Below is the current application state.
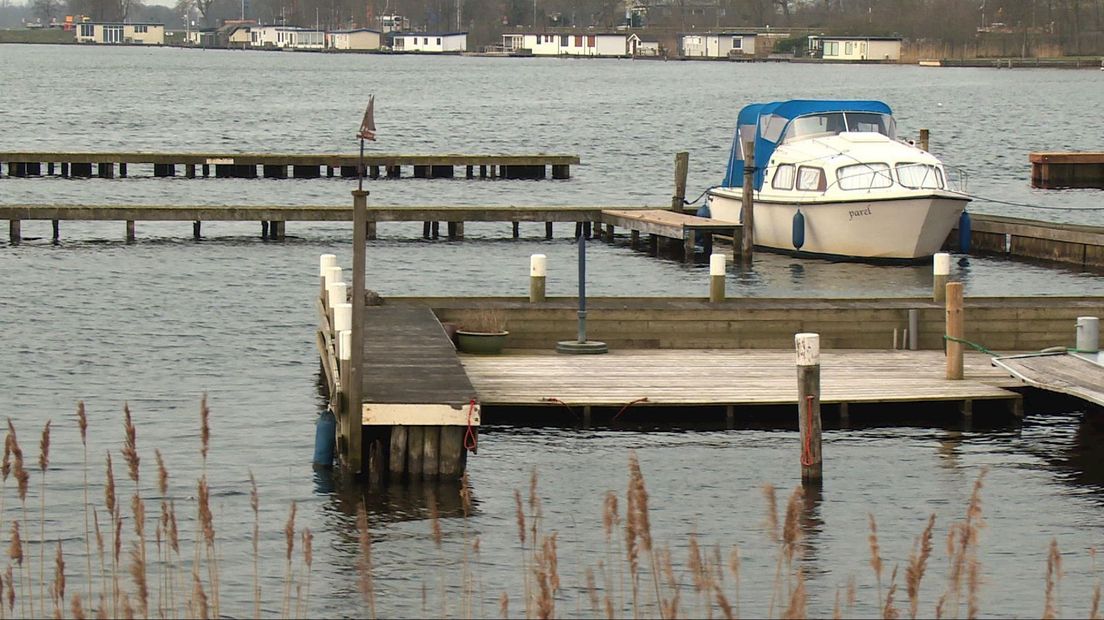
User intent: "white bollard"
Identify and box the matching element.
[326,266,343,288]
[530,254,547,303]
[328,281,348,310]
[794,333,822,483]
[319,254,337,299]
[338,330,351,361]
[334,303,352,333]
[933,252,950,302]
[709,253,726,303]
[1076,316,1100,353]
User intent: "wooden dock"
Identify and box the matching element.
[461,349,1024,420]
[0,152,579,180]
[994,351,1104,407]
[1030,152,1104,189]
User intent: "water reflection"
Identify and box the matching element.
[798,483,826,577]
[1058,410,1104,490]
[325,476,473,525]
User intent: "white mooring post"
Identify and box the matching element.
[795,333,823,484]
[328,281,347,330]
[530,254,547,303]
[319,254,337,301]
[1076,316,1100,353]
[709,253,726,303]
[334,303,352,335]
[933,252,950,303]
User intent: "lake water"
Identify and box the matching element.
[2,44,1104,618]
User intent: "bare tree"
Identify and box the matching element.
[33,0,61,22]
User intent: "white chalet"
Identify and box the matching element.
[391,32,467,53]
[501,32,628,57]
[327,28,381,50]
[250,26,325,50]
[679,32,757,58]
[75,22,165,45]
[810,36,902,61]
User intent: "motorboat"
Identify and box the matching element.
[705,99,970,261]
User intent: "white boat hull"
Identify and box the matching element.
[707,190,968,260]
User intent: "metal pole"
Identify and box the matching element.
[577,230,586,343]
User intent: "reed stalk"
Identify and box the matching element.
[9,520,25,618]
[76,402,92,605]
[906,514,936,619]
[52,540,65,618]
[38,420,51,610]
[249,471,260,619]
[869,514,884,605]
[104,452,118,618]
[9,423,32,619]
[282,500,297,618]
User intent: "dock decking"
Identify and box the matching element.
[461,349,1023,417]
[0,152,578,180]
[1030,151,1104,189]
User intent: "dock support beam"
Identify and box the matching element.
[389,426,407,479]
[193,221,201,240]
[796,333,823,484]
[52,220,59,241]
[125,220,135,243]
[9,220,21,243]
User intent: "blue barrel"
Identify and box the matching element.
[958,211,972,252]
[792,209,805,250]
[313,409,336,467]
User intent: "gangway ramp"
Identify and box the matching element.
[993,351,1104,407]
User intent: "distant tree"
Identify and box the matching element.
[33,0,62,22]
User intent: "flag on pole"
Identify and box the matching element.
[357,95,376,141]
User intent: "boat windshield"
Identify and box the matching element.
[782,112,896,143]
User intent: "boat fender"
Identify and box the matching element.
[313,408,336,467]
[958,211,972,253]
[696,203,711,218]
[695,204,712,247]
[792,209,805,250]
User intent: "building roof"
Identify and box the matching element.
[393,31,468,37]
[680,31,758,37]
[330,28,381,34]
[79,22,165,26]
[814,35,902,41]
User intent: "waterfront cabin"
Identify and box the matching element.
[679,31,757,58]
[328,28,381,50]
[74,22,165,45]
[223,24,253,47]
[391,32,467,53]
[627,33,662,57]
[809,36,902,61]
[250,26,324,50]
[500,32,628,57]
[185,28,217,46]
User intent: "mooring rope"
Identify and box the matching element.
[943,334,997,356]
[611,397,650,422]
[541,397,579,421]
[800,394,816,467]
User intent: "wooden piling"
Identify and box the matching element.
[512,222,520,238]
[422,426,441,477]
[545,222,553,239]
[9,220,21,243]
[631,229,640,249]
[438,427,465,478]
[47,162,55,176]
[119,163,127,177]
[946,281,965,380]
[349,189,368,475]
[406,426,425,476]
[52,220,59,241]
[271,221,285,240]
[919,128,930,152]
[683,230,695,262]
[125,220,135,242]
[552,164,570,180]
[741,140,755,264]
[671,151,689,211]
[61,163,69,177]
[261,221,269,239]
[186,164,196,178]
[795,333,823,484]
[709,253,726,303]
[193,221,201,240]
[530,254,547,303]
[389,426,408,479]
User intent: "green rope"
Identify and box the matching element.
[943,335,996,356]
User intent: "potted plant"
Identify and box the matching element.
[456,308,509,354]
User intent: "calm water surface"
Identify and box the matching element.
[1,45,1104,617]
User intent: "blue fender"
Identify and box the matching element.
[313,408,336,467]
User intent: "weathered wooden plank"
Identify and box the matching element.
[994,352,1104,406]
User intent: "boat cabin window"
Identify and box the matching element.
[837,163,893,190]
[734,124,757,161]
[771,164,795,190]
[796,166,826,191]
[782,112,896,143]
[896,163,944,189]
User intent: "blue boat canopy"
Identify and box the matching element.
[722,99,894,190]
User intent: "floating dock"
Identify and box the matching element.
[0,152,579,180]
[1030,151,1104,189]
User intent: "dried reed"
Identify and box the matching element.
[249,470,260,619]
[1044,537,1063,619]
[38,420,51,608]
[355,503,376,618]
[883,565,900,620]
[77,403,92,604]
[282,500,297,618]
[906,514,936,619]
[869,514,884,604]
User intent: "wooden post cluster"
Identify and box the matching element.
[933,252,950,302]
[741,140,756,264]
[945,281,964,380]
[795,333,823,484]
[671,151,690,211]
[530,254,547,303]
[709,253,726,303]
[319,254,336,308]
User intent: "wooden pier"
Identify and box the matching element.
[994,351,1104,407]
[1030,152,1104,189]
[0,152,579,181]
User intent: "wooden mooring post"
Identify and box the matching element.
[945,281,965,380]
[919,128,930,152]
[671,151,689,211]
[348,189,368,475]
[795,333,822,484]
[709,253,726,303]
[933,252,950,302]
[741,140,755,264]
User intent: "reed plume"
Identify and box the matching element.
[76,402,93,603]
[249,470,260,619]
[104,452,117,616]
[498,592,508,619]
[191,570,208,620]
[906,514,935,619]
[120,592,133,620]
[199,395,210,464]
[869,513,884,603]
[3,566,11,617]
[9,423,30,618]
[129,503,149,617]
[9,521,24,618]
[282,500,297,618]
[1043,537,1062,619]
[121,404,139,486]
[301,528,313,619]
[53,540,65,614]
[70,592,84,620]
[783,567,807,619]
[38,420,52,607]
[883,565,900,620]
[627,451,662,617]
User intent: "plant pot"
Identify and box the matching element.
[456,330,509,354]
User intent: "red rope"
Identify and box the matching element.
[612,397,650,421]
[541,397,579,421]
[800,394,816,467]
[464,398,478,454]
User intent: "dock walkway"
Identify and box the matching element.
[993,351,1104,407]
